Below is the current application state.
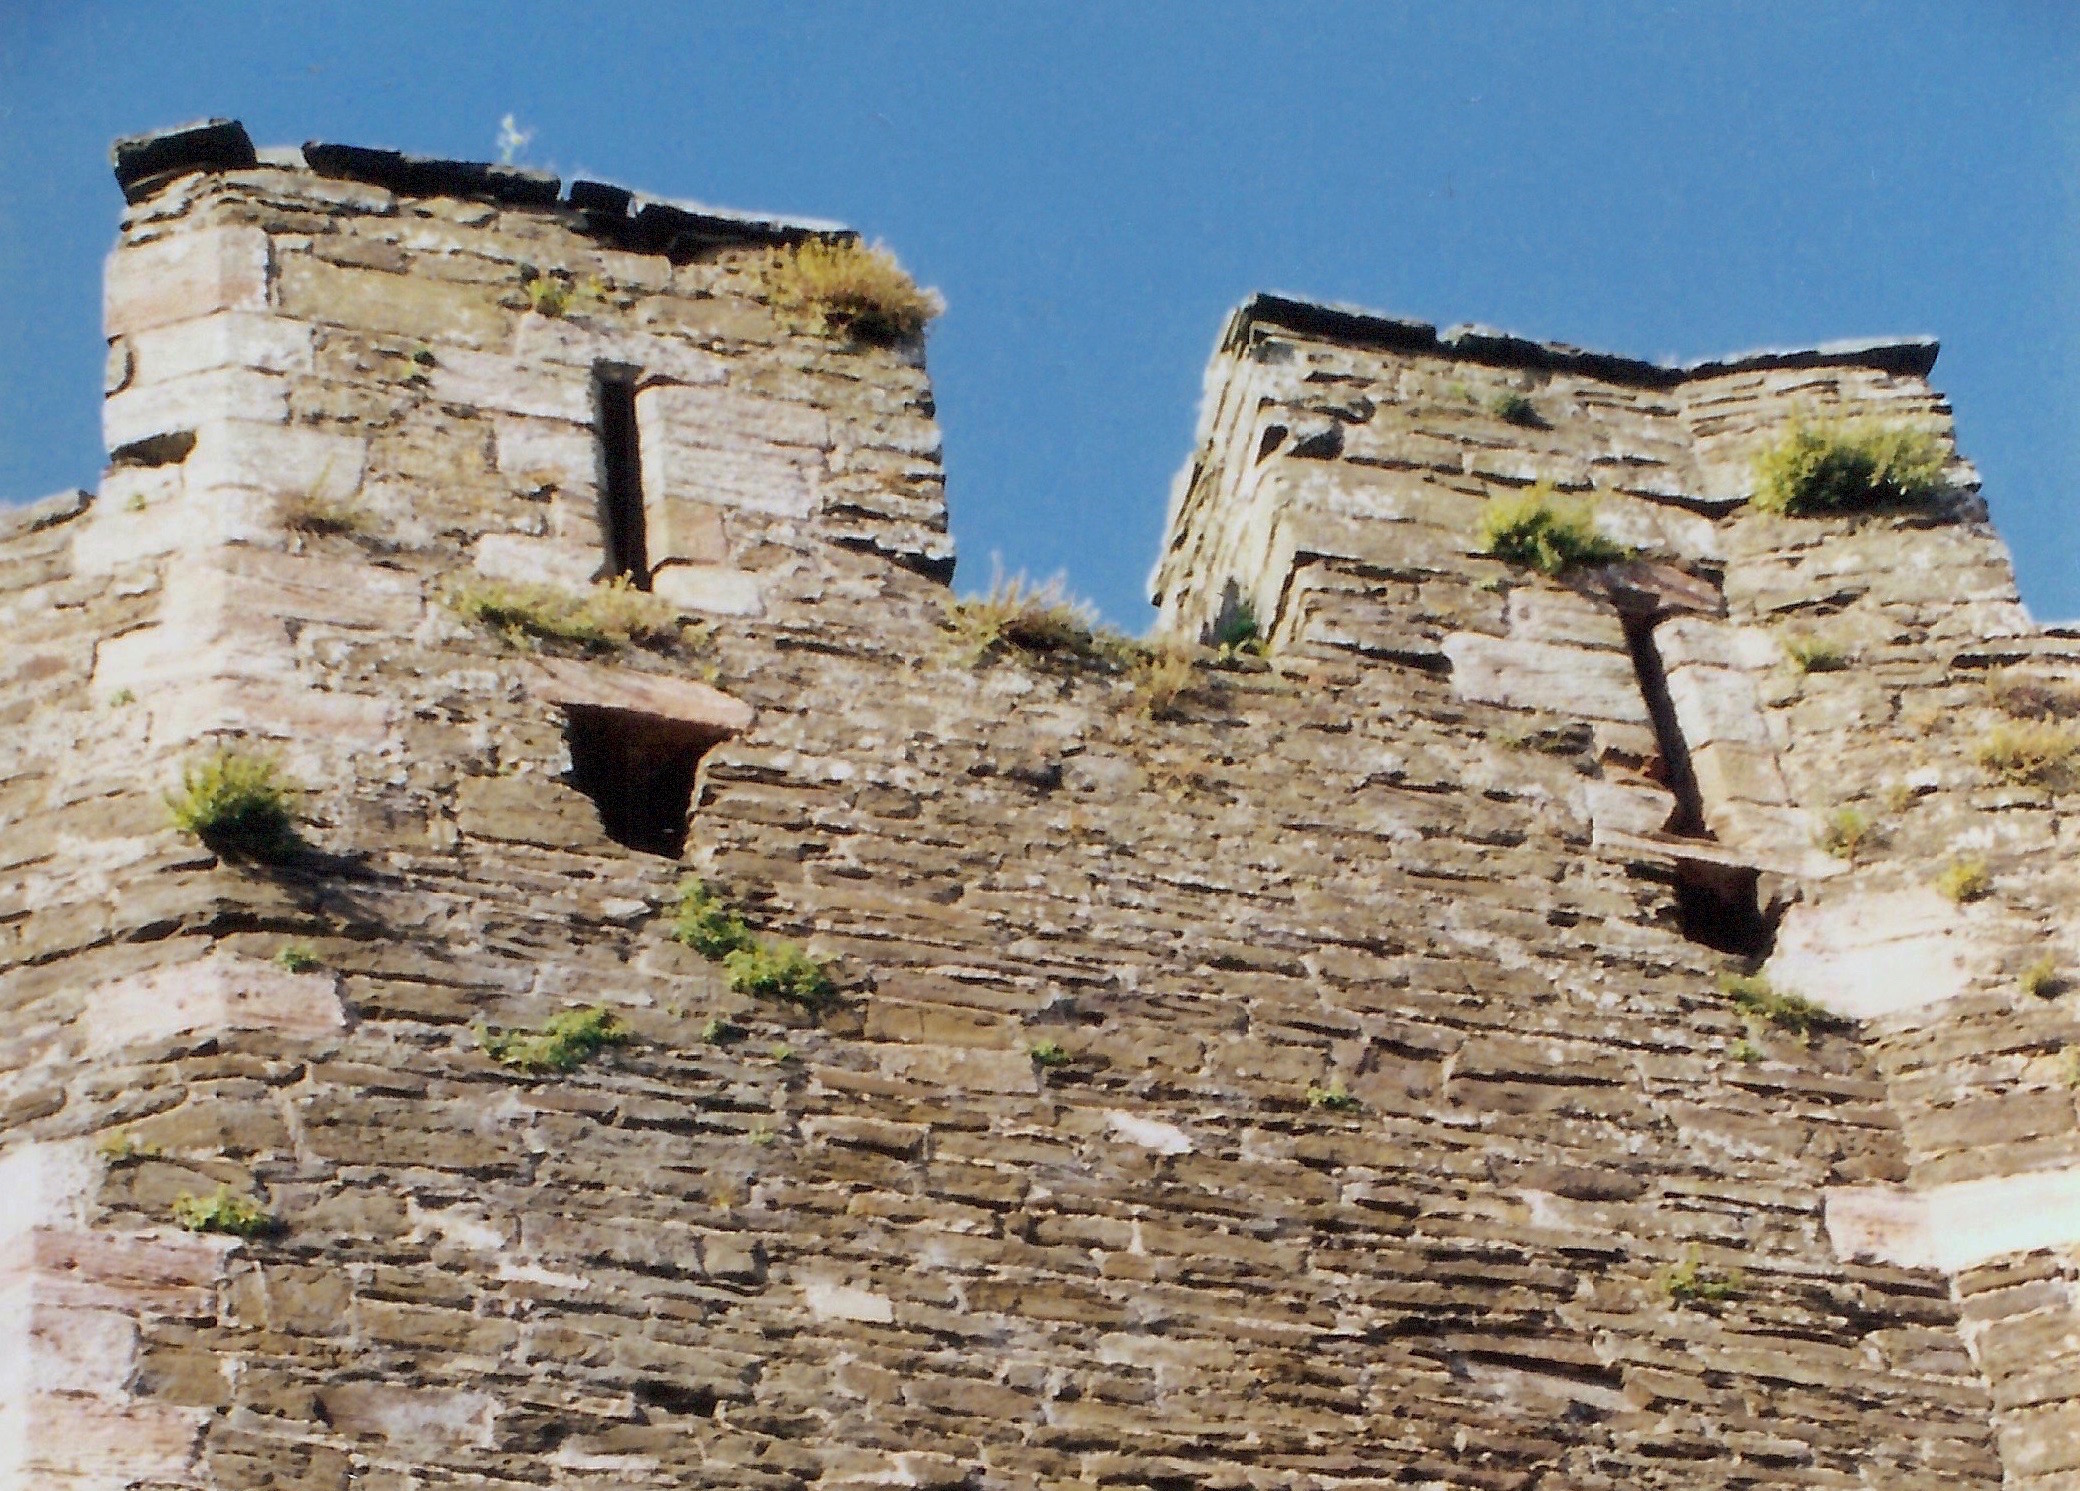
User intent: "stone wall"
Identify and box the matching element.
[0,120,2072,1488]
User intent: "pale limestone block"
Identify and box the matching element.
[208,547,424,633]
[650,496,728,565]
[152,678,396,754]
[0,1142,97,1242]
[430,348,592,422]
[513,314,726,387]
[1654,616,1779,672]
[651,563,763,617]
[875,1044,1036,1094]
[493,416,598,494]
[1441,633,1650,725]
[187,420,368,502]
[1663,663,1772,748]
[276,254,511,347]
[640,424,817,521]
[1690,740,1791,810]
[1106,1111,1194,1155]
[519,657,754,734]
[103,225,270,337]
[636,380,831,454]
[84,953,346,1054]
[1594,492,1724,564]
[473,533,603,589]
[1506,587,1627,651]
[125,312,313,385]
[0,1392,211,1488]
[799,1278,894,1324]
[1766,888,1978,1019]
[70,469,189,573]
[316,1384,498,1452]
[103,367,288,454]
[1582,779,1676,841]
[1826,1166,2080,1271]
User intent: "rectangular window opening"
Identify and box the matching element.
[594,368,650,589]
[563,705,726,859]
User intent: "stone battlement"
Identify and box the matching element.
[1,120,2078,1489]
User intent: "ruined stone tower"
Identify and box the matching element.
[3,119,2078,1488]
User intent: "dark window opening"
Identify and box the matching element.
[594,368,649,588]
[1620,613,1708,839]
[563,704,725,858]
[1673,860,1782,960]
[1255,424,1288,462]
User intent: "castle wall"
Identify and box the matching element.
[0,124,2072,1488]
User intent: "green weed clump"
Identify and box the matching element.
[1474,484,1630,577]
[1306,1083,1360,1112]
[1660,1245,1741,1305]
[2020,954,2062,1000]
[273,944,321,974]
[1935,858,1991,904]
[765,237,944,344]
[443,575,683,653]
[478,1006,630,1073]
[1817,805,1874,861]
[1975,721,2080,789]
[1132,648,1199,721]
[1489,390,1540,426]
[1029,1039,1072,1068]
[1721,973,1837,1040]
[672,880,756,959]
[1782,633,1849,674]
[166,749,302,863]
[724,942,835,1012]
[944,573,1105,667]
[1749,418,1948,516]
[171,1185,274,1239]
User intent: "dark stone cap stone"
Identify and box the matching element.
[1233,291,1940,384]
[111,118,257,202]
[302,142,561,207]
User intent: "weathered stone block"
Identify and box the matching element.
[104,225,270,337]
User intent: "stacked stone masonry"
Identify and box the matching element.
[1,118,2076,1488]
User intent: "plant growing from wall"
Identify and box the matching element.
[1489,390,1540,427]
[165,749,303,863]
[171,1184,274,1238]
[1817,805,1874,861]
[765,237,944,344]
[1782,633,1849,673]
[672,881,838,1013]
[1975,721,2080,789]
[1474,483,1630,577]
[443,575,684,654]
[1306,1083,1360,1112]
[1132,648,1199,721]
[278,489,372,537]
[2021,954,2063,1000]
[1660,1245,1741,1305]
[672,879,756,959]
[1987,669,2080,722]
[1748,418,1949,516]
[944,572,1105,667]
[1721,973,1837,1040]
[1935,858,1991,904]
[477,1006,630,1073]
[1029,1039,1072,1068]
[273,944,321,973]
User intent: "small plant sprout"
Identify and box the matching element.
[1211,598,1264,654]
[672,880,756,960]
[95,1129,158,1161]
[166,749,303,863]
[747,1123,778,1147]
[1749,418,1949,516]
[700,1017,744,1045]
[278,489,371,537]
[1474,483,1631,577]
[1728,1037,1764,1065]
[1817,805,1873,862]
[1975,722,2080,789]
[1306,1083,1360,1112]
[1660,1245,1741,1305]
[1721,973,1838,1041]
[764,236,944,344]
[273,944,321,974]
[1029,1039,1071,1068]
[521,270,573,317]
[2020,955,2063,1000]
[1133,648,1199,721]
[1935,858,1992,904]
[768,1043,797,1064]
[108,688,136,707]
[477,1006,630,1074]
[1782,633,1849,673]
[1489,389,1540,426]
[171,1184,273,1239]
[724,941,836,1012]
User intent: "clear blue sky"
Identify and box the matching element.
[3,2,2075,625]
